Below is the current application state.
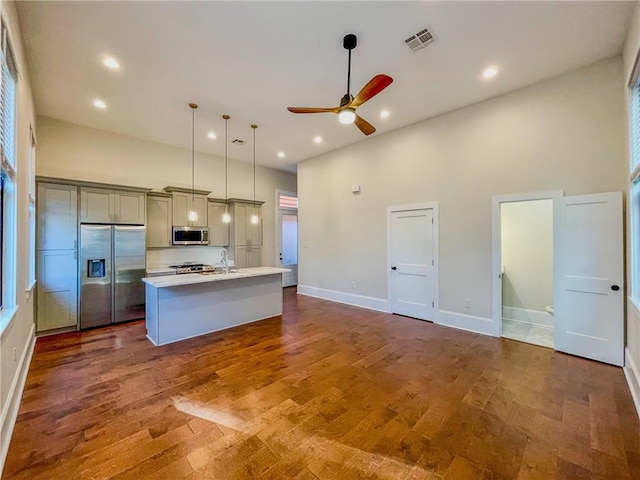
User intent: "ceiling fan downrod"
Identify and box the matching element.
[343,34,357,103]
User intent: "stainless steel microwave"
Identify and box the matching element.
[172,226,209,245]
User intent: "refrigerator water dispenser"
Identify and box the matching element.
[88,259,106,278]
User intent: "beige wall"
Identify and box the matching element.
[298,57,626,326]
[500,199,553,312]
[0,0,37,469]
[36,116,297,267]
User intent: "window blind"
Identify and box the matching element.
[0,23,16,177]
[278,194,298,209]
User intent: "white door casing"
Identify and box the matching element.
[491,191,563,337]
[553,192,624,366]
[278,211,298,287]
[387,203,438,321]
[275,190,298,288]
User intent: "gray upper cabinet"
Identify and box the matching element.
[37,182,78,250]
[114,191,146,224]
[231,200,263,246]
[207,199,230,246]
[147,193,172,248]
[171,191,207,227]
[80,187,145,224]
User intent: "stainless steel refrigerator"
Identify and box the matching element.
[80,225,146,329]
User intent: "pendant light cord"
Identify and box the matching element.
[224,116,228,201]
[190,104,196,205]
[252,124,257,210]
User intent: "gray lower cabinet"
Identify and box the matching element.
[37,249,78,331]
[235,246,262,268]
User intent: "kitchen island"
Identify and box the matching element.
[142,267,289,346]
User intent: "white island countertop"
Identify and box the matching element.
[142,267,290,288]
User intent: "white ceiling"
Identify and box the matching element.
[16,1,634,173]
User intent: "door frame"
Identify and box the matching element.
[491,190,563,337]
[387,202,439,321]
[274,189,298,265]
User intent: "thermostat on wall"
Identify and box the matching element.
[351,184,361,194]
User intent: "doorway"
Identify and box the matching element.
[276,191,298,287]
[492,191,562,346]
[500,199,554,347]
[387,203,438,321]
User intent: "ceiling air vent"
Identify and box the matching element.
[231,139,246,145]
[404,27,435,53]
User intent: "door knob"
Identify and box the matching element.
[611,285,620,291]
[391,266,397,270]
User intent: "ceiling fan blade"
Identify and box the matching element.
[350,74,394,109]
[287,106,340,114]
[354,114,376,136]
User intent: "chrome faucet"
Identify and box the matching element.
[220,248,229,274]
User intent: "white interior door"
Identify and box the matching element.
[278,211,298,287]
[554,192,623,366]
[390,208,435,320]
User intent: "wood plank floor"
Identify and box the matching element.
[4,288,640,479]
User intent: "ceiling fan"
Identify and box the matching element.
[287,34,393,136]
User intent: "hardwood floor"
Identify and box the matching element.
[4,288,640,479]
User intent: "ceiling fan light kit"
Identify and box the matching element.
[287,33,393,136]
[338,108,356,124]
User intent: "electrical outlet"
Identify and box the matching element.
[13,347,17,362]
[464,298,471,309]
[351,282,356,290]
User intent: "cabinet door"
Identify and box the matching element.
[172,192,189,226]
[208,202,230,246]
[233,203,249,245]
[172,192,207,227]
[147,195,171,247]
[37,249,78,331]
[37,183,78,250]
[80,188,113,223]
[248,207,262,246]
[235,246,248,269]
[247,246,262,267]
[192,195,207,227]
[114,191,145,225]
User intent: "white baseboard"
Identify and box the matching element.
[624,347,640,421]
[437,310,495,336]
[297,285,389,313]
[1,323,36,475]
[502,306,552,327]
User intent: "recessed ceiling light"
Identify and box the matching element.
[207,131,217,140]
[482,67,498,79]
[93,99,107,109]
[314,136,322,144]
[380,110,390,119]
[277,151,285,158]
[103,57,120,70]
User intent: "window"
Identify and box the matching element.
[278,193,298,210]
[27,128,36,290]
[0,19,17,316]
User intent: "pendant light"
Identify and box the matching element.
[222,114,231,223]
[250,124,259,225]
[187,103,198,223]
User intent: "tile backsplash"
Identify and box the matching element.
[146,246,227,268]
